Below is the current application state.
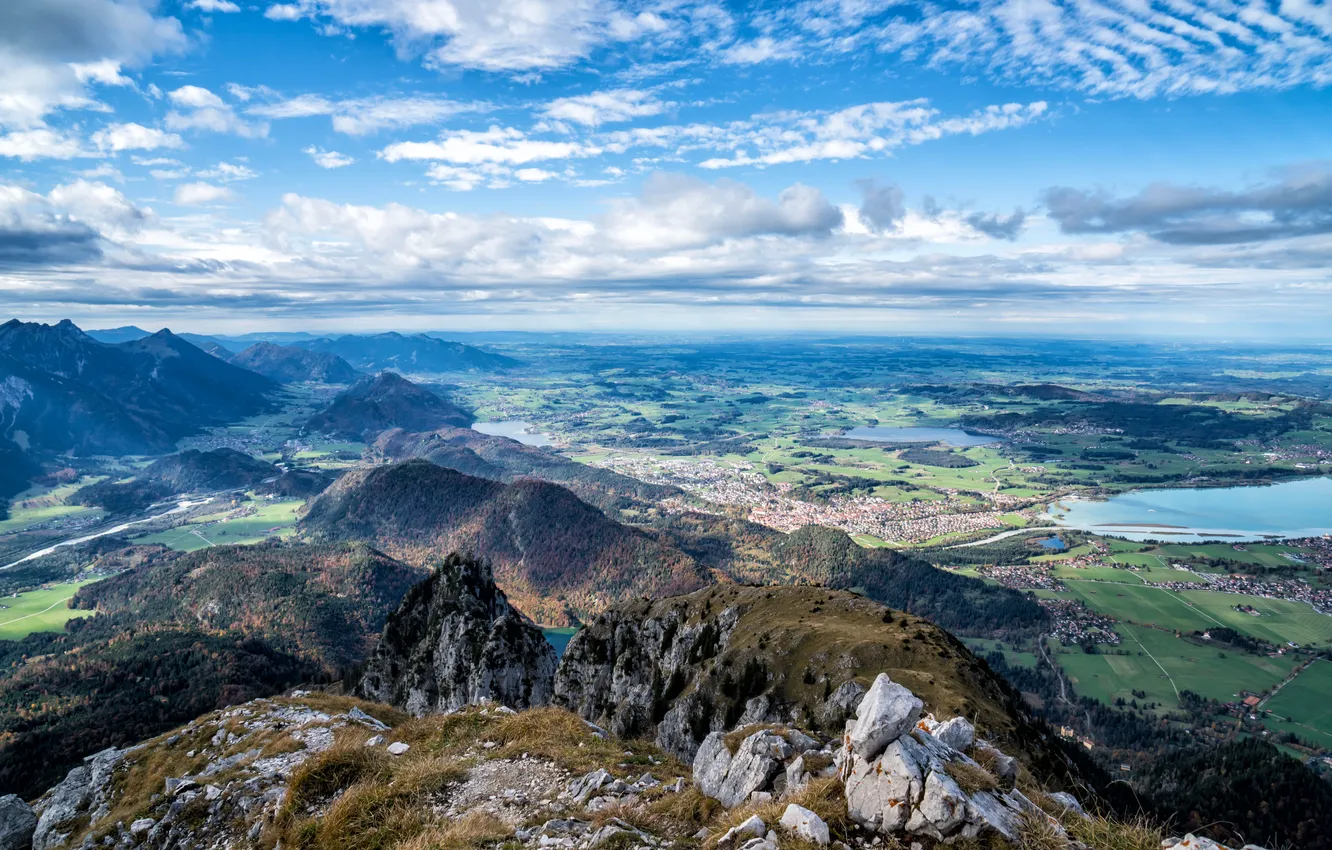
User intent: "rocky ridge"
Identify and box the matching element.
[357,553,557,714]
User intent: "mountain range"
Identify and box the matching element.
[0,320,275,457]
[295,331,520,373]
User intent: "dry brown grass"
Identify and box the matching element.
[1065,814,1164,850]
[396,812,514,850]
[1016,811,1074,850]
[704,777,850,847]
[487,706,678,777]
[944,760,1000,794]
[283,742,393,816]
[721,724,791,754]
[645,786,723,836]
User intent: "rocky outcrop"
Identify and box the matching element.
[0,795,36,850]
[552,584,1072,779]
[357,554,556,714]
[838,674,1049,844]
[32,747,127,850]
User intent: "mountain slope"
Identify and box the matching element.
[300,459,714,624]
[69,448,280,512]
[0,320,276,454]
[306,372,473,440]
[0,541,425,797]
[650,515,1048,638]
[229,341,361,384]
[297,331,520,373]
[373,425,679,511]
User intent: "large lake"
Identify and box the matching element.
[843,426,997,447]
[1048,476,1332,541]
[472,420,553,447]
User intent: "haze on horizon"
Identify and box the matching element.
[0,0,1330,338]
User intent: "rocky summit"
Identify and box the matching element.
[357,553,557,714]
[2,673,1254,850]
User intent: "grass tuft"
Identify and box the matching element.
[944,760,1000,794]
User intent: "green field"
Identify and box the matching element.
[1260,661,1332,749]
[1056,624,1299,709]
[0,580,100,640]
[962,638,1038,669]
[1057,579,1332,647]
[134,499,305,552]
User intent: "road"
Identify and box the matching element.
[945,527,1035,549]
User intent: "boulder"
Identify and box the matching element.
[780,804,830,845]
[694,730,794,808]
[845,674,922,761]
[0,795,36,850]
[819,681,866,730]
[932,717,975,752]
[718,816,766,848]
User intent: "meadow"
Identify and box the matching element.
[1054,624,1299,709]
[1260,661,1332,749]
[0,580,99,640]
[134,498,305,552]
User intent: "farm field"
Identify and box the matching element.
[1055,624,1299,709]
[0,579,100,640]
[1055,578,1332,647]
[1260,661,1332,749]
[962,638,1039,669]
[134,498,305,552]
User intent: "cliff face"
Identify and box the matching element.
[357,553,556,714]
[553,584,1069,781]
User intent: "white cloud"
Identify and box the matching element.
[247,93,486,135]
[543,89,669,127]
[173,182,236,205]
[0,128,91,160]
[380,125,599,165]
[304,146,355,168]
[719,37,798,65]
[0,0,186,130]
[264,4,303,20]
[696,100,1049,168]
[91,122,185,153]
[256,0,658,73]
[189,0,242,12]
[514,167,558,182]
[165,86,269,138]
[48,179,147,234]
[602,172,844,250]
[866,0,1332,98]
[168,85,226,109]
[198,162,259,181]
[70,60,133,87]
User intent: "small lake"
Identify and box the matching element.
[1038,536,1066,550]
[472,420,553,447]
[543,628,576,657]
[1049,476,1332,542]
[843,426,998,447]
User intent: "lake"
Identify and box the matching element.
[843,426,998,447]
[1048,476,1332,541]
[543,627,576,657]
[472,420,553,447]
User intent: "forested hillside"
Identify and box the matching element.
[300,459,714,624]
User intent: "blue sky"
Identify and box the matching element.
[1,0,1330,337]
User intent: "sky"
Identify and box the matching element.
[0,0,1331,337]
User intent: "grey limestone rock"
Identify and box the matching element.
[357,555,556,714]
[0,795,36,850]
